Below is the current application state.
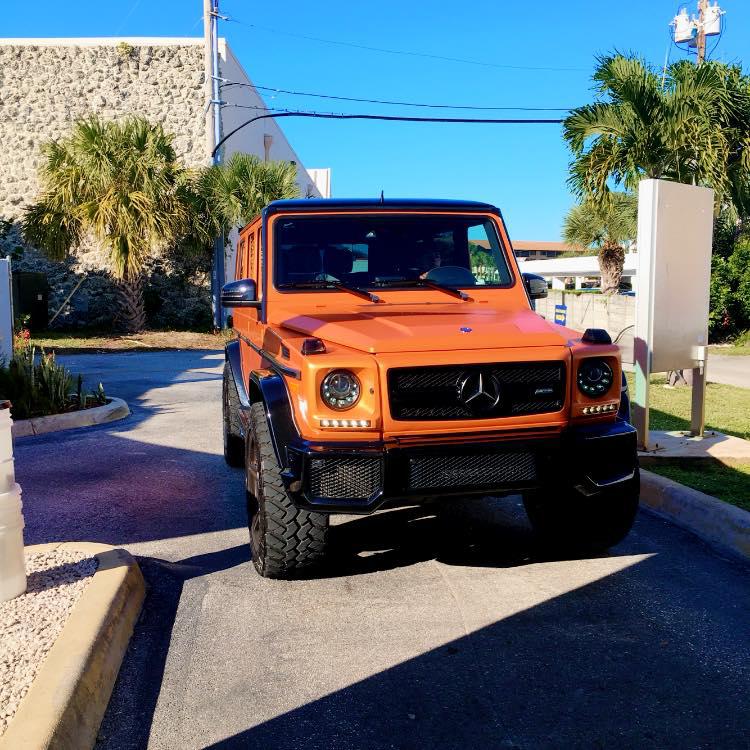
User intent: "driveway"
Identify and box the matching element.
[14,351,750,749]
[707,354,750,388]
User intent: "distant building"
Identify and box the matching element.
[473,239,586,261]
[511,240,586,260]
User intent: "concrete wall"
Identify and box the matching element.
[0,37,327,328]
[535,290,636,364]
[0,38,210,329]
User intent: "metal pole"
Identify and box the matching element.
[205,0,225,329]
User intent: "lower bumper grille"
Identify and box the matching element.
[308,455,382,500]
[407,450,537,490]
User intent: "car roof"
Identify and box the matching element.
[263,198,500,216]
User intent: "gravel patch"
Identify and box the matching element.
[0,547,97,737]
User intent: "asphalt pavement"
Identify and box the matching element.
[13,351,750,750]
[707,354,750,388]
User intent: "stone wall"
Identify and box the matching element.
[0,40,210,329]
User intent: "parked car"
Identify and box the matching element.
[222,199,639,578]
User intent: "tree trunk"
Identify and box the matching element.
[598,241,625,295]
[116,271,146,333]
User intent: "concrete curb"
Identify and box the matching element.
[11,398,130,438]
[0,542,146,750]
[640,469,750,562]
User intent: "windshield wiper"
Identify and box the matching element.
[375,278,471,301]
[415,278,471,301]
[278,280,382,303]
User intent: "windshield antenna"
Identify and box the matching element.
[380,189,384,204]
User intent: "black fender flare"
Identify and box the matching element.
[225,340,250,408]
[225,340,299,471]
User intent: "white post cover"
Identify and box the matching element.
[0,258,12,365]
[0,403,26,601]
[633,179,714,449]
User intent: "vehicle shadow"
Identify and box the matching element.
[199,550,748,750]
[321,496,564,578]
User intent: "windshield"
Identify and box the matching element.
[274,214,513,290]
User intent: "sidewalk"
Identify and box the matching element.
[639,430,750,461]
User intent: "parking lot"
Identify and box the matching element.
[15,351,750,750]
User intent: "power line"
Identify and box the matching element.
[212,110,564,158]
[220,80,573,112]
[224,17,588,74]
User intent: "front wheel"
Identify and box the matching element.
[523,470,639,554]
[246,402,329,578]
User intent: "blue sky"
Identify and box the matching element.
[5,1,748,240]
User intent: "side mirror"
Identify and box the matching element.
[523,273,548,300]
[221,278,260,308]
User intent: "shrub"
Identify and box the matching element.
[710,235,750,341]
[0,346,106,420]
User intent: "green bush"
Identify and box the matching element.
[710,236,750,341]
[0,347,106,420]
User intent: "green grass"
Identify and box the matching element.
[708,344,750,357]
[647,462,750,513]
[626,373,750,510]
[626,373,750,441]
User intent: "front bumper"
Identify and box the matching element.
[280,419,638,514]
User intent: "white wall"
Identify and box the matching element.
[218,40,328,281]
[0,260,12,365]
[218,41,322,197]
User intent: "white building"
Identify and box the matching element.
[519,253,638,291]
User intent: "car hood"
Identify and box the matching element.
[277,305,571,354]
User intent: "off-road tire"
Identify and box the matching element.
[523,469,640,554]
[222,363,245,468]
[246,401,329,578]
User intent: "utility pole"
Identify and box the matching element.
[671,2,724,66]
[696,0,708,64]
[204,0,225,329]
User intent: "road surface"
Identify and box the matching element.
[707,354,750,388]
[14,351,750,749]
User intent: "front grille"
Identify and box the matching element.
[388,362,566,421]
[408,450,537,490]
[308,455,382,500]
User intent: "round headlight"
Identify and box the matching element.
[577,359,613,397]
[321,370,361,410]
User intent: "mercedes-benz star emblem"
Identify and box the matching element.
[457,371,501,413]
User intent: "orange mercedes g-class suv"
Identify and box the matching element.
[222,199,638,578]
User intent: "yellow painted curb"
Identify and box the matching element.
[0,542,145,750]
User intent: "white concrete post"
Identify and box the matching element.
[0,258,13,365]
[0,401,26,601]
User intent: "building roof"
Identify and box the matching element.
[512,240,585,253]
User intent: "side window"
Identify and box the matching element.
[248,231,257,280]
[237,238,246,279]
[468,222,512,286]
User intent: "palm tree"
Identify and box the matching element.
[564,55,750,214]
[563,192,637,294]
[23,117,192,332]
[199,152,301,237]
